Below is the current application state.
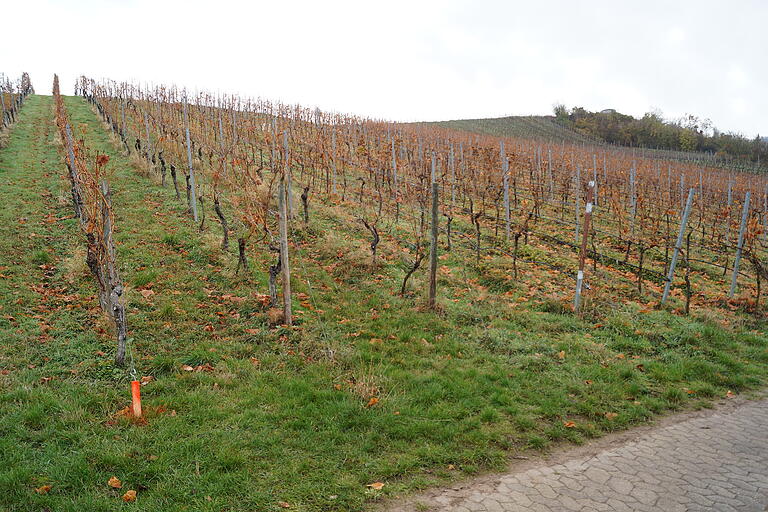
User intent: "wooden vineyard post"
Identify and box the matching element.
[218,113,227,178]
[679,175,685,213]
[144,112,152,163]
[1,90,7,129]
[574,181,595,313]
[502,141,510,242]
[120,99,126,143]
[629,163,637,235]
[278,180,292,326]
[283,130,293,218]
[574,166,581,244]
[592,154,598,206]
[547,149,554,200]
[183,96,198,222]
[662,188,695,305]
[763,185,768,239]
[64,123,84,220]
[391,137,398,197]
[724,175,733,253]
[428,153,439,309]
[331,129,337,195]
[729,191,751,298]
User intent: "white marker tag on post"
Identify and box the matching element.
[577,270,584,280]
[586,203,593,213]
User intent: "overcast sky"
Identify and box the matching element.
[4,0,766,137]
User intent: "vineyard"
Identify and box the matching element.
[426,114,767,175]
[416,115,599,144]
[0,72,34,146]
[0,73,767,511]
[78,75,768,335]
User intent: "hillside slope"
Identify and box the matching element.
[0,95,767,511]
[422,115,766,173]
[417,115,597,144]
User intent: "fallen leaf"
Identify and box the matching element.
[278,501,291,508]
[139,289,155,299]
[366,397,379,408]
[725,390,735,398]
[563,421,576,428]
[604,412,618,420]
[35,485,52,494]
[122,490,137,502]
[181,365,194,372]
[557,350,565,360]
[367,482,385,490]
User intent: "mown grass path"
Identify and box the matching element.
[1,96,767,512]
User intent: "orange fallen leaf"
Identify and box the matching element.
[725,390,735,398]
[563,421,576,428]
[139,289,155,299]
[35,485,52,494]
[557,351,565,360]
[122,490,137,502]
[366,397,379,408]
[278,501,291,508]
[604,412,618,420]
[108,476,122,489]
[367,482,385,490]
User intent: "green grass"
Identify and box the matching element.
[0,95,766,511]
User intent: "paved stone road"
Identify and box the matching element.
[387,399,768,511]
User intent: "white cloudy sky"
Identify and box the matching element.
[4,0,766,137]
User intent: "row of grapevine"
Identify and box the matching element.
[53,75,129,365]
[0,72,33,138]
[77,76,768,316]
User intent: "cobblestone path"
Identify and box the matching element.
[386,399,768,511]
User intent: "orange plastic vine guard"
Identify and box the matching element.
[131,380,142,418]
